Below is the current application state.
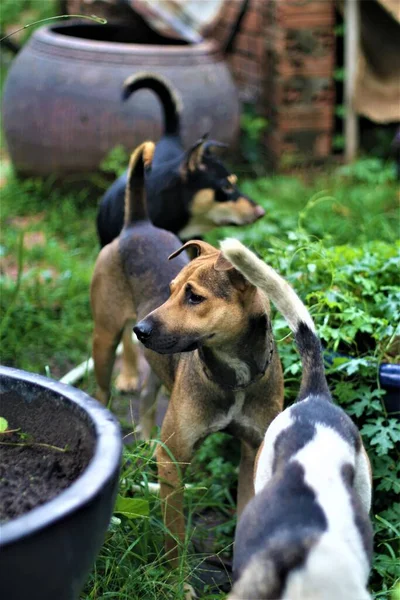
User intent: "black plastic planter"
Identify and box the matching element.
[379,363,400,416]
[0,366,122,600]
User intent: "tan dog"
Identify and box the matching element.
[91,142,284,569]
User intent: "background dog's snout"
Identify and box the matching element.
[254,205,265,219]
[134,320,153,342]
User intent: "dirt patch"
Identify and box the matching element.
[9,213,46,229]
[0,390,94,523]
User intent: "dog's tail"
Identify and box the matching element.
[122,73,182,137]
[220,238,330,400]
[124,141,155,226]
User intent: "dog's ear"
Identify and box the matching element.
[181,135,228,175]
[169,239,217,261]
[183,137,208,174]
[214,252,234,272]
[214,251,249,292]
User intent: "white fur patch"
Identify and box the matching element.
[210,390,246,432]
[254,399,309,493]
[213,351,251,387]
[354,445,373,514]
[283,533,372,600]
[294,425,366,569]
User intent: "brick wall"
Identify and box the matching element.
[210,0,336,168]
[211,0,268,103]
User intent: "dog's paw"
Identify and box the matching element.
[115,373,139,393]
[183,583,197,600]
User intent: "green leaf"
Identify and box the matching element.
[361,418,400,456]
[113,495,149,519]
[0,417,9,433]
[375,514,400,539]
[392,581,400,600]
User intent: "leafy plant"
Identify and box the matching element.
[0,1,58,42]
[99,145,129,178]
[240,104,269,174]
[1,157,398,598]
[205,162,399,597]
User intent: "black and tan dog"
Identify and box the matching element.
[91,142,284,569]
[220,239,373,600]
[96,73,264,248]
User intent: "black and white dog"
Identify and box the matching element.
[220,239,373,600]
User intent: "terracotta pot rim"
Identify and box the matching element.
[32,23,222,59]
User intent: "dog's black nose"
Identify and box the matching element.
[134,320,153,342]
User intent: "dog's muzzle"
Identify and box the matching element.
[134,319,199,354]
[133,320,153,344]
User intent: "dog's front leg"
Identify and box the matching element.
[115,321,140,392]
[237,441,257,517]
[156,407,195,569]
[92,324,121,405]
[139,369,162,440]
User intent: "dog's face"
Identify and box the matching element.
[134,240,264,354]
[178,140,265,238]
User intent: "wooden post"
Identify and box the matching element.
[344,0,360,162]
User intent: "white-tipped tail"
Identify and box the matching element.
[220,238,315,334]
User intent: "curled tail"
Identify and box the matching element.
[220,238,330,400]
[122,73,182,136]
[124,141,155,226]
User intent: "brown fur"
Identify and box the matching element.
[178,192,262,240]
[90,146,284,568]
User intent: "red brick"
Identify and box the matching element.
[211,0,336,167]
[276,106,333,132]
[315,132,332,156]
[236,32,252,54]
[243,9,263,34]
[276,0,335,28]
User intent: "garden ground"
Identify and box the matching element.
[1,149,399,598]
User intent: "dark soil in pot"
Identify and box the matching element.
[0,389,93,522]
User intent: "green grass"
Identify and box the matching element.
[1,156,399,598]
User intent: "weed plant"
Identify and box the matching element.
[0,156,399,598]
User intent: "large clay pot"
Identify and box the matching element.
[2,21,240,176]
[0,366,122,600]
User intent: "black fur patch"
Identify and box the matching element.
[233,461,326,595]
[341,463,374,561]
[294,322,331,400]
[272,396,361,473]
[198,314,273,390]
[290,396,361,450]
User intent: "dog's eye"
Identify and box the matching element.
[185,286,205,305]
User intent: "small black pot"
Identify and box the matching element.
[379,363,400,417]
[0,366,122,600]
